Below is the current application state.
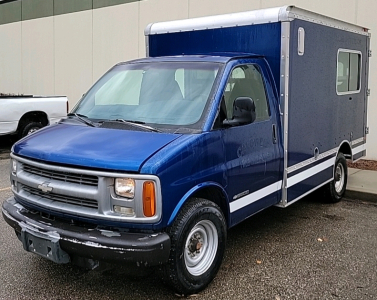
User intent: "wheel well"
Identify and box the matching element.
[17,111,49,131]
[338,142,352,160]
[191,186,229,227]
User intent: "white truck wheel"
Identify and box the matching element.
[323,153,348,203]
[20,122,43,138]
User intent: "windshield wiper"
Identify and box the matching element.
[67,113,96,127]
[112,119,161,132]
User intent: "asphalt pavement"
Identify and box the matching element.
[0,138,377,299]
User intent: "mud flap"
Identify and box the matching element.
[20,225,70,264]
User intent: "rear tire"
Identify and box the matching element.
[20,121,43,138]
[323,153,348,203]
[163,198,227,295]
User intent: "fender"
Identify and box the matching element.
[167,181,229,226]
[331,140,352,178]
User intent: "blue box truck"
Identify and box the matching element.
[2,5,370,294]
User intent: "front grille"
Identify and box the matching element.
[23,163,98,186]
[21,184,98,209]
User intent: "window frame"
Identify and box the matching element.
[336,48,362,96]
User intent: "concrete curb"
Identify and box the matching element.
[346,168,377,203]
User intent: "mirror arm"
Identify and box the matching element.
[222,119,241,127]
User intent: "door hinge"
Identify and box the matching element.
[365,127,369,134]
[366,89,371,96]
[368,50,372,57]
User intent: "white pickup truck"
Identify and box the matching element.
[0,95,68,138]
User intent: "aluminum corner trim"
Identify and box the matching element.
[278,5,295,22]
[145,35,150,57]
[144,22,154,36]
[285,6,369,35]
[280,21,291,205]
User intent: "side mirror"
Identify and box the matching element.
[223,97,256,126]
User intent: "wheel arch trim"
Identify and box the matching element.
[336,140,352,160]
[167,182,229,227]
[334,140,351,176]
[17,111,49,131]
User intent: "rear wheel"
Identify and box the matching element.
[163,198,227,295]
[323,153,348,203]
[20,121,43,138]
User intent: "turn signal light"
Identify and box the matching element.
[143,181,156,217]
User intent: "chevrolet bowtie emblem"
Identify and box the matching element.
[38,182,53,193]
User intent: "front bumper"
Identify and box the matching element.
[2,197,171,266]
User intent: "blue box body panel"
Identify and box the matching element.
[285,19,369,203]
[287,19,369,167]
[148,22,282,91]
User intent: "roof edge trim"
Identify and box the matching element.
[145,5,369,36]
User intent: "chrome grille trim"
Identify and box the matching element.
[21,184,98,209]
[23,163,98,186]
[11,154,163,223]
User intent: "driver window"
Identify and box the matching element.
[215,64,270,128]
[224,67,246,119]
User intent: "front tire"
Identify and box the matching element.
[163,198,227,295]
[323,153,348,203]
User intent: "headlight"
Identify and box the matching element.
[115,178,135,198]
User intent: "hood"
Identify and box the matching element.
[13,123,181,172]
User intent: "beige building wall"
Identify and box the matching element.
[138,0,189,58]
[92,2,139,82]
[0,0,375,159]
[357,1,377,160]
[189,0,259,17]
[0,22,22,93]
[54,10,93,109]
[21,17,54,95]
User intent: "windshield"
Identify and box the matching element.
[72,61,221,131]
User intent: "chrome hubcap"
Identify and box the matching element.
[27,127,39,135]
[334,163,345,194]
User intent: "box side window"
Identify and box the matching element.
[337,50,361,94]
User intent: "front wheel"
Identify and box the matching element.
[163,198,227,295]
[323,153,348,203]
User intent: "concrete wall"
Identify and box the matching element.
[0,21,22,93]
[0,0,376,159]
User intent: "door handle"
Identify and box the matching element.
[272,124,277,144]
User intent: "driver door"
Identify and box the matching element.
[219,63,281,226]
